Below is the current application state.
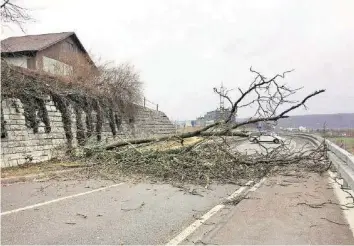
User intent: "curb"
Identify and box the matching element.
[295,133,354,191]
[1,167,86,185]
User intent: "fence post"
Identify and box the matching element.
[143,97,146,108]
[156,104,159,111]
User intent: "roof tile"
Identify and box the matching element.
[1,32,74,53]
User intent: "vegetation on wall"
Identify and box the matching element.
[17,94,51,134]
[1,106,7,138]
[0,60,143,147]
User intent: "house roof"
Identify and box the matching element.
[1,31,96,67]
[1,32,74,53]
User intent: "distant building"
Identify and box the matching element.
[196,108,235,126]
[299,126,309,132]
[1,32,97,78]
[174,120,194,128]
[204,109,234,122]
[185,121,192,127]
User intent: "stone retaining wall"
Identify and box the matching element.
[1,97,175,167]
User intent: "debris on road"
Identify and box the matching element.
[121,202,145,211]
[76,213,88,219]
[81,136,330,188]
[224,195,246,206]
[321,217,349,226]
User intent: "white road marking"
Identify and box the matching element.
[167,178,266,245]
[328,171,354,237]
[1,182,124,216]
[225,180,254,201]
[249,177,267,192]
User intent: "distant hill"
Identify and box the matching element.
[276,113,354,129]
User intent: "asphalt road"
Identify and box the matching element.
[182,173,354,245]
[1,180,239,244]
[1,137,354,245]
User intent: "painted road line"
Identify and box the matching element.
[167,178,266,245]
[1,182,125,216]
[225,180,254,201]
[249,177,267,192]
[328,171,354,237]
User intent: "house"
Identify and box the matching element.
[196,108,236,126]
[298,126,309,132]
[1,32,97,78]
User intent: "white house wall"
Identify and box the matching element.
[3,56,28,68]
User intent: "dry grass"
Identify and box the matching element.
[1,160,85,178]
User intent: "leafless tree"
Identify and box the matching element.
[95,62,143,117]
[55,50,144,116]
[1,0,32,32]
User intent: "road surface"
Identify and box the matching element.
[1,137,354,244]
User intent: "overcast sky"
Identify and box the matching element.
[2,0,354,121]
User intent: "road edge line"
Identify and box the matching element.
[166,178,266,245]
[328,171,354,237]
[1,182,124,216]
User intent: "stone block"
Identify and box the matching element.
[13,147,27,153]
[1,141,9,147]
[48,112,62,117]
[9,114,25,120]
[50,133,65,139]
[7,153,23,160]
[1,147,10,155]
[13,120,25,125]
[5,132,16,140]
[28,134,38,140]
[45,105,58,111]
[13,128,27,137]
[30,151,45,157]
[7,160,18,167]
[42,133,53,139]
[6,141,25,148]
[16,135,28,141]
[30,139,40,145]
[42,144,54,150]
[53,139,67,145]
[46,100,55,106]
[51,122,64,127]
[38,139,51,146]
[8,125,25,131]
[17,158,26,165]
[2,113,10,120]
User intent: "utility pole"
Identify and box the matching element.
[219,82,225,111]
[219,82,226,121]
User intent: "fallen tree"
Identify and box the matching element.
[104,67,325,149]
[74,68,330,187]
[83,135,330,186]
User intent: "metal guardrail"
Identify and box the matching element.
[143,97,159,111]
[296,133,354,190]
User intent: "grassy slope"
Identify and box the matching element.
[329,137,354,154]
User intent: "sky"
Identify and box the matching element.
[2,0,354,121]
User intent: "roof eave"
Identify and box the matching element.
[1,50,37,57]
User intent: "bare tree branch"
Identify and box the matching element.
[1,0,33,32]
